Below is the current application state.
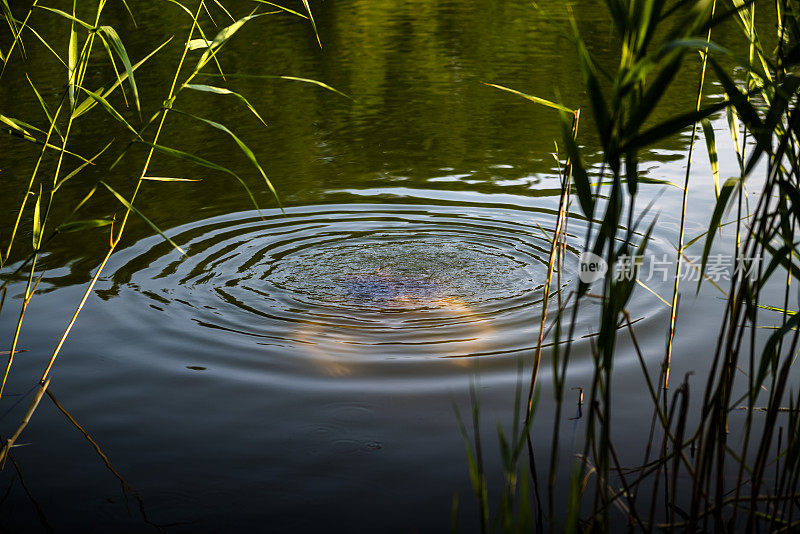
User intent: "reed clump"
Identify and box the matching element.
[0,0,330,502]
[463,0,800,531]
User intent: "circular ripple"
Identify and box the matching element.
[103,203,592,376]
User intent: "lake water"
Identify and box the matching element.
[0,0,782,531]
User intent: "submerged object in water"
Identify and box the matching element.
[293,267,494,376]
[339,267,441,304]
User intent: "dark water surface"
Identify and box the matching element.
[0,1,781,531]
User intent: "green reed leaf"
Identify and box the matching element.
[26,75,62,139]
[184,84,267,126]
[622,99,729,152]
[170,109,280,208]
[187,38,209,50]
[700,118,719,197]
[54,141,113,192]
[36,6,92,30]
[570,16,611,150]
[75,86,140,137]
[32,188,41,250]
[197,13,265,72]
[100,181,186,256]
[699,176,739,289]
[136,141,265,214]
[142,176,201,182]
[23,25,66,66]
[72,36,172,119]
[97,26,140,115]
[57,220,113,233]
[0,114,93,163]
[745,75,800,175]
[211,0,235,22]
[300,0,321,47]
[483,83,573,113]
[68,13,78,108]
[120,0,136,26]
[560,110,593,220]
[0,0,18,40]
[199,73,351,99]
[251,1,308,19]
[708,58,762,131]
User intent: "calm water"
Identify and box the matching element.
[0,1,780,531]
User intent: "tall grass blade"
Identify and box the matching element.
[97,26,141,115]
[75,86,140,137]
[136,140,267,213]
[99,182,186,256]
[300,0,321,47]
[170,108,280,207]
[700,118,720,197]
[72,36,172,119]
[184,83,268,126]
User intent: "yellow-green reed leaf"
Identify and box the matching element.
[57,220,113,233]
[72,36,172,119]
[200,73,351,99]
[164,0,194,19]
[201,0,217,25]
[745,75,800,175]
[559,109,593,219]
[708,58,762,130]
[170,109,280,208]
[300,0,321,47]
[726,100,742,169]
[26,74,62,139]
[32,188,41,249]
[23,25,66,67]
[699,176,740,289]
[54,141,113,192]
[756,303,797,315]
[96,32,129,108]
[684,214,754,249]
[184,84,267,126]
[100,181,187,256]
[483,83,573,113]
[70,184,98,215]
[251,1,308,19]
[635,279,671,307]
[570,15,611,145]
[142,176,201,182]
[0,114,33,136]
[275,76,351,99]
[621,100,729,153]
[162,0,225,78]
[212,0,235,22]
[75,86,140,137]
[188,38,210,50]
[0,0,18,37]
[68,15,78,108]
[36,6,92,29]
[135,141,265,214]
[97,26,140,115]
[120,0,136,26]
[197,13,265,71]
[700,118,719,198]
[0,115,94,163]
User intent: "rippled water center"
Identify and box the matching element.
[0,0,756,531]
[107,204,579,378]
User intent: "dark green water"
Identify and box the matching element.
[0,1,775,531]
